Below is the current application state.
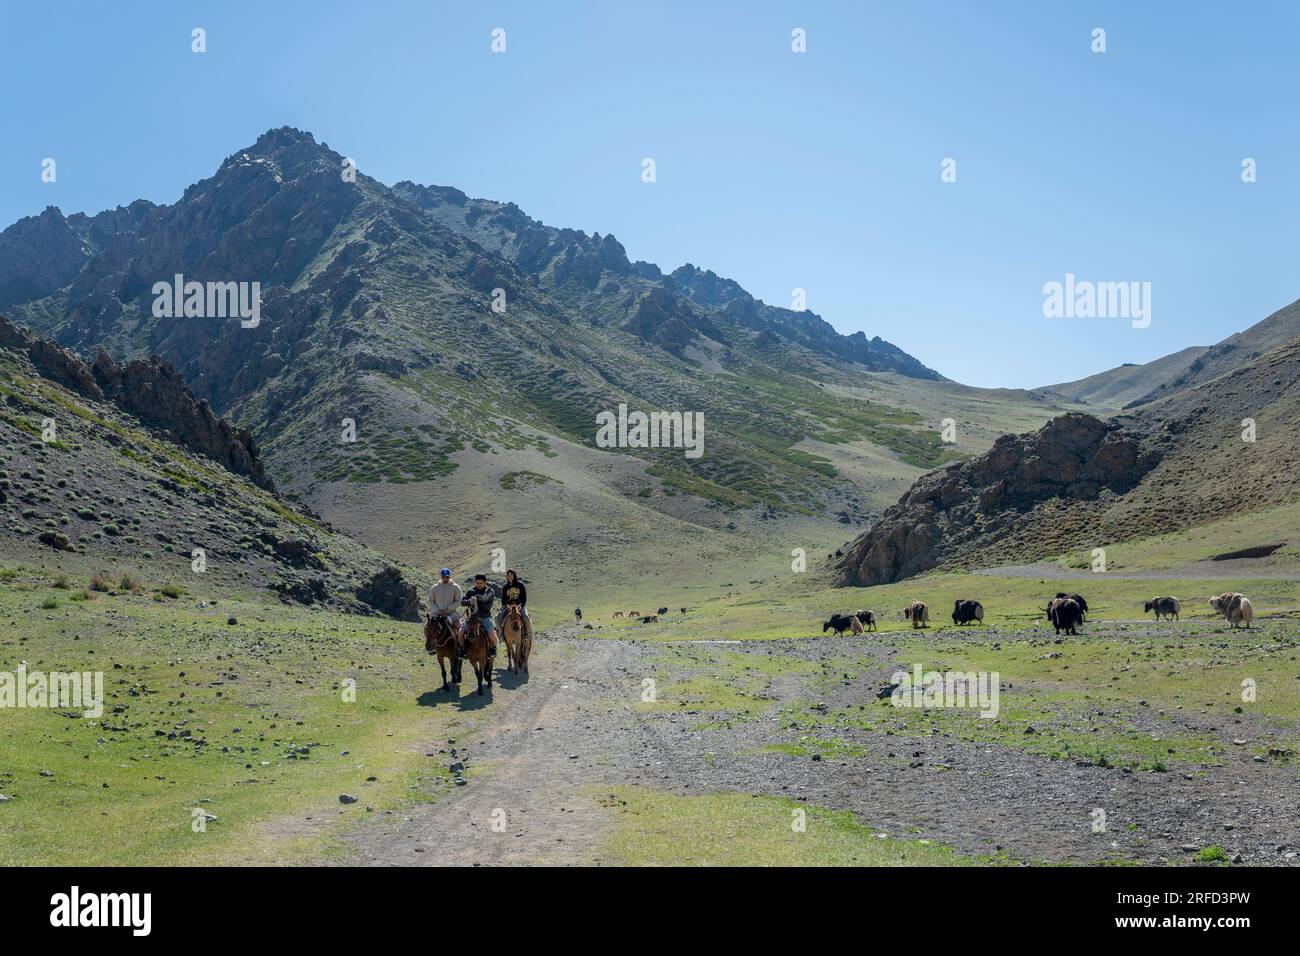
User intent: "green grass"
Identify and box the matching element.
[1057,499,1300,573]
[1196,845,1231,864]
[0,573,478,866]
[499,470,558,491]
[600,787,1002,866]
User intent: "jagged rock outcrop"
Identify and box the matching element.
[623,286,726,356]
[0,316,104,398]
[355,566,422,621]
[0,315,272,490]
[835,413,1160,586]
[89,349,273,490]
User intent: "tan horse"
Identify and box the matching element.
[461,610,495,696]
[503,604,532,675]
[425,615,461,691]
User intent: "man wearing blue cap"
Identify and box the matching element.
[429,567,462,637]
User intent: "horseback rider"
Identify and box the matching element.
[496,569,533,639]
[462,574,498,658]
[428,567,462,636]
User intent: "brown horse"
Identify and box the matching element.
[461,610,495,696]
[502,605,531,675]
[425,615,461,691]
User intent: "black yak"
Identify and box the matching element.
[1055,592,1088,621]
[1044,596,1083,636]
[822,613,861,635]
[1143,597,1180,621]
[952,599,984,625]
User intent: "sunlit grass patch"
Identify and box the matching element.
[599,787,1002,866]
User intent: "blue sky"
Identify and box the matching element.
[4,1,1299,388]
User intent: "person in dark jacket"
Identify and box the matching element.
[496,569,533,639]
[461,574,497,658]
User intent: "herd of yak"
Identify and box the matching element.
[822,591,1257,636]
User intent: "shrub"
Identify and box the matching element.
[51,574,70,589]
[37,531,73,552]
[159,584,183,599]
[40,597,58,610]
[119,573,142,592]
[89,573,112,592]
[1196,845,1230,864]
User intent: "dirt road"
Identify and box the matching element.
[336,625,1300,866]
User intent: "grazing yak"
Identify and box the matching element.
[1144,597,1180,621]
[1044,596,1083,636]
[822,613,861,636]
[952,599,984,625]
[902,601,930,629]
[1055,592,1089,621]
[657,607,668,615]
[1210,592,1254,628]
[853,610,877,632]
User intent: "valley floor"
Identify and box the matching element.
[3,565,1299,867]
[331,619,1300,867]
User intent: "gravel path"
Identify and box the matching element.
[334,625,1300,866]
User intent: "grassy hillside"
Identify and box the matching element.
[0,565,470,865]
[0,341,417,611]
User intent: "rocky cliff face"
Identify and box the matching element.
[0,315,271,490]
[0,202,155,310]
[834,413,1160,585]
[89,350,272,490]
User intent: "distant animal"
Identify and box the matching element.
[1210,592,1253,628]
[853,610,877,631]
[680,607,687,615]
[1044,596,1082,636]
[656,607,668,615]
[612,611,624,619]
[822,613,858,635]
[848,615,864,635]
[1144,597,1180,621]
[951,599,984,625]
[902,601,930,629]
[640,615,658,623]
[574,607,583,623]
[628,611,641,618]
[1055,593,1089,621]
